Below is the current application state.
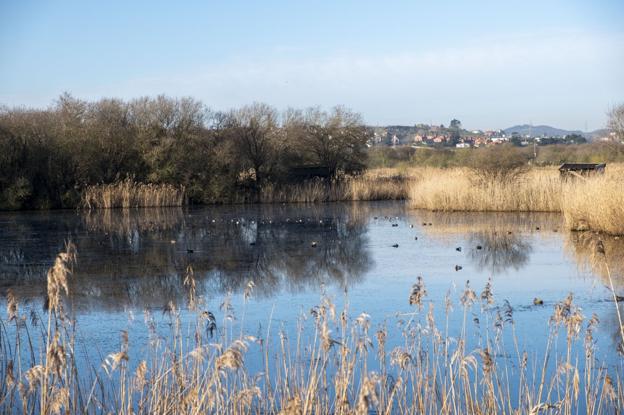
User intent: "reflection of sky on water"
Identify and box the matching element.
[0,202,622,384]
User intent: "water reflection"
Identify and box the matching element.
[565,232,624,292]
[0,204,378,310]
[467,231,532,274]
[411,211,559,275]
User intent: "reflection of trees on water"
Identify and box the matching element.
[0,204,377,310]
[467,231,532,274]
[409,210,555,275]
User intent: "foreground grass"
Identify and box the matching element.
[1,245,623,414]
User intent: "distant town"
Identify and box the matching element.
[369,120,618,148]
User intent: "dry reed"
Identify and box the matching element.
[258,169,411,204]
[1,247,623,414]
[408,167,562,212]
[408,166,624,235]
[81,178,186,209]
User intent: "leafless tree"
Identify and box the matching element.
[608,103,624,142]
[299,106,369,176]
[225,103,283,186]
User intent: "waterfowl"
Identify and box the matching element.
[456,247,462,252]
[311,241,317,247]
[476,245,483,250]
[455,265,462,271]
[187,249,194,254]
[392,243,399,248]
[533,298,544,305]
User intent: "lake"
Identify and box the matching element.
[1,201,622,411]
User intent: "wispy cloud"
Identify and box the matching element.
[11,31,624,129]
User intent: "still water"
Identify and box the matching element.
[1,201,622,378]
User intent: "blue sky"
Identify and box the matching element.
[1,0,623,130]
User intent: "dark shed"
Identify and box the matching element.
[558,163,606,178]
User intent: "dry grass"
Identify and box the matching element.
[1,247,623,414]
[407,165,624,235]
[562,174,624,235]
[408,167,562,212]
[81,178,186,209]
[258,169,411,204]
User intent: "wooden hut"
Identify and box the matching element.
[558,163,606,179]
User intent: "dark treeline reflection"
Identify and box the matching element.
[0,203,384,311]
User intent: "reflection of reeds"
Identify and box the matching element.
[83,207,185,237]
[82,178,186,209]
[564,232,624,291]
[1,249,623,413]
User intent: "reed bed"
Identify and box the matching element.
[562,174,624,235]
[1,246,623,414]
[407,166,624,235]
[258,169,410,204]
[408,168,562,212]
[81,179,186,209]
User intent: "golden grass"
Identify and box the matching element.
[408,167,562,212]
[1,247,623,414]
[562,174,624,235]
[407,165,624,235]
[81,178,186,209]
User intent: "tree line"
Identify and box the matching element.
[0,94,370,209]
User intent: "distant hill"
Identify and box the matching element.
[503,124,585,138]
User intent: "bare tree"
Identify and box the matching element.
[225,103,283,186]
[608,103,624,142]
[300,106,369,177]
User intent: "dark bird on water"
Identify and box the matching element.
[455,265,462,271]
[456,247,462,252]
[311,241,318,247]
[187,249,194,254]
[535,227,540,231]
[392,243,399,248]
[476,245,483,250]
[392,223,398,227]
[414,236,418,240]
